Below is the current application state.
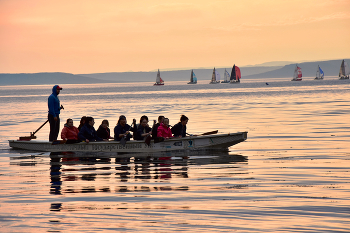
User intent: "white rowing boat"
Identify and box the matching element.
[9,132,247,153]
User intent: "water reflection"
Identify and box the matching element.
[47,151,247,195]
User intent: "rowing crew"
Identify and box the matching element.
[60,115,189,144]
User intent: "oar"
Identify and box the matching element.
[19,105,64,141]
[19,120,49,140]
[187,130,218,137]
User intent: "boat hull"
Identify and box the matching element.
[291,79,302,81]
[187,82,197,84]
[9,132,248,153]
[154,83,164,85]
[339,76,349,80]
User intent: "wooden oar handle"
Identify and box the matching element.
[32,119,49,136]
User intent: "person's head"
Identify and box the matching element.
[141,118,148,127]
[140,115,148,124]
[80,116,87,126]
[66,118,73,127]
[86,117,94,126]
[158,115,165,123]
[53,85,62,95]
[118,115,127,126]
[180,115,188,126]
[163,118,169,127]
[101,119,109,128]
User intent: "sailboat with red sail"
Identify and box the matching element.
[291,65,302,81]
[230,64,241,84]
[154,69,164,85]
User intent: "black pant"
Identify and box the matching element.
[48,114,60,141]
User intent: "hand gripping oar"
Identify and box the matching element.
[120,120,135,147]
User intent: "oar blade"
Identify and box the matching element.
[201,130,218,136]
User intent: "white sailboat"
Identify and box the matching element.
[154,69,164,85]
[221,69,230,83]
[209,67,220,84]
[188,70,197,84]
[314,65,324,80]
[291,65,302,81]
[339,60,350,80]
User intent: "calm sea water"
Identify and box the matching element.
[1,77,350,232]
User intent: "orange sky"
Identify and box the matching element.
[0,0,349,73]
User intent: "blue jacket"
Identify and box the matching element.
[78,123,103,142]
[48,85,60,117]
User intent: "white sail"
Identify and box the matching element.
[339,60,350,79]
[215,70,220,82]
[345,61,350,76]
[224,69,230,82]
[156,69,161,83]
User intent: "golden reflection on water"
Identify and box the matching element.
[1,81,350,232]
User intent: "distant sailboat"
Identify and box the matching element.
[209,67,220,84]
[230,64,241,84]
[154,69,164,85]
[339,60,350,80]
[291,65,302,81]
[314,65,324,80]
[188,70,197,84]
[221,69,230,83]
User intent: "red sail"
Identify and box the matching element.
[235,66,241,80]
[160,77,164,83]
[297,66,302,78]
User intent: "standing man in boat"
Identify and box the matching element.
[48,85,63,141]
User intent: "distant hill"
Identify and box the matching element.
[0,72,109,85]
[245,59,345,78]
[0,59,348,85]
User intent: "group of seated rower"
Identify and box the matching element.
[60,114,189,143]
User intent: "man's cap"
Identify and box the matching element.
[56,85,63,90]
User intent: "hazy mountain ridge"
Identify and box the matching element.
[244,59,345,78]
[0,59,348,85]
[0,72,110,85]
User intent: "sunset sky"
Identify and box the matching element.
[0,0,349,73]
